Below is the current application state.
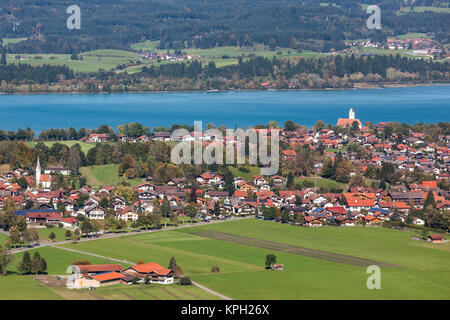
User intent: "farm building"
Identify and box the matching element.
[428,235,444,243]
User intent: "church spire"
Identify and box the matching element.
[349,108,355,120]
[36,156,41,188]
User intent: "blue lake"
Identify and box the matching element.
[0,85,449,132]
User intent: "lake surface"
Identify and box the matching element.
[0,86,449,132]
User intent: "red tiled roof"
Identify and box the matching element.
[282,150,297,157]
[130,262,172,276]
[327,206,347,214]
[422,181,437,189]
[39,174,52,183]
[336,118,361,127]
[90,272,125,282]
[77,264,122,273]
[393,201,410,209]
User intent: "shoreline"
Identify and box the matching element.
[0,81,449,95]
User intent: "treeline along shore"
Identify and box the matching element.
[0,55,448,93]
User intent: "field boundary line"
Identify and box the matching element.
[198,230,404,268]
[9,216,252,255]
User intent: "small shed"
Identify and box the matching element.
[428,235,444,243]
[271,264,284,271]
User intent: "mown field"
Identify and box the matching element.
[228,165,261,181]
[0,232,7,246]
[54,219,450,299]
[25,141,95,155]
[1,219,449,299]
[37,227,71,242]
[6,50,140,73]
[127,42,325,74]
[294,176,347,190]
[397,6,450,14]
[79,164,144,188]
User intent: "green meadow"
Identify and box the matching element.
[79,164,143,188]
[0,232,7,246]
[397,6,450,14]
[11,246,113,275]
[295,176,347,190]
[1,219,449,299]
[2,38,27,46]
[7,49,140,73]
[3,246,215,300]
[37,227,71,242]
[49,283,219,300]
[0,276,63,300]
[128,42,325,73]
[51,219,450,299]
[228,165,261,181]
[25,141,95,155]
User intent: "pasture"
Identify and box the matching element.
[79,164,144,187]
[1,219,449,299]
[25,141,95,155]
[54,219,450,299]
[6,50,140,73]
[294,176,347,190]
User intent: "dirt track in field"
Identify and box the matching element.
[34,276,67,287]
[198,231,404,268]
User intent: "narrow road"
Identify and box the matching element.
[192,281,233,300]
[52,246,233,300]
[52,245,134,265]
[8,215,247,300]
[9,216,252,254]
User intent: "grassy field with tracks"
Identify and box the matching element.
[1,219,449,299]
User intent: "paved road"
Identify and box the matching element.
[192,281,233,300]
[52,245,135,265]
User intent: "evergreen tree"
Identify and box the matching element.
[222,167,235,196]
[213,201,221,217]
[190,187,197,203]
[18,251,32,275]
[265,254,276,269]
[168,257,177,270]
[161,196,171,228]
[390,208,401,222]
[31,252,42,274]
[40,257,47,274]
[294,195,302,206]
[0,51,6,66]
[424,191,436,209]
[286,171,294,188]
[0,245,14,276]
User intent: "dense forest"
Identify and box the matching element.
[0,0,449,53]
[0,63,74,83]
[139,54,449,80]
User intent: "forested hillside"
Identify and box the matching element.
[0,0,449,53]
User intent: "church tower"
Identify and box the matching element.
[349,108,355,120]
[36,156,41,188]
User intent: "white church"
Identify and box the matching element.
[35,157,52,190]
[336,108,362,129]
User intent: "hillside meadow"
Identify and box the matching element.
[79,164,144,188]
[25,141,95,155]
